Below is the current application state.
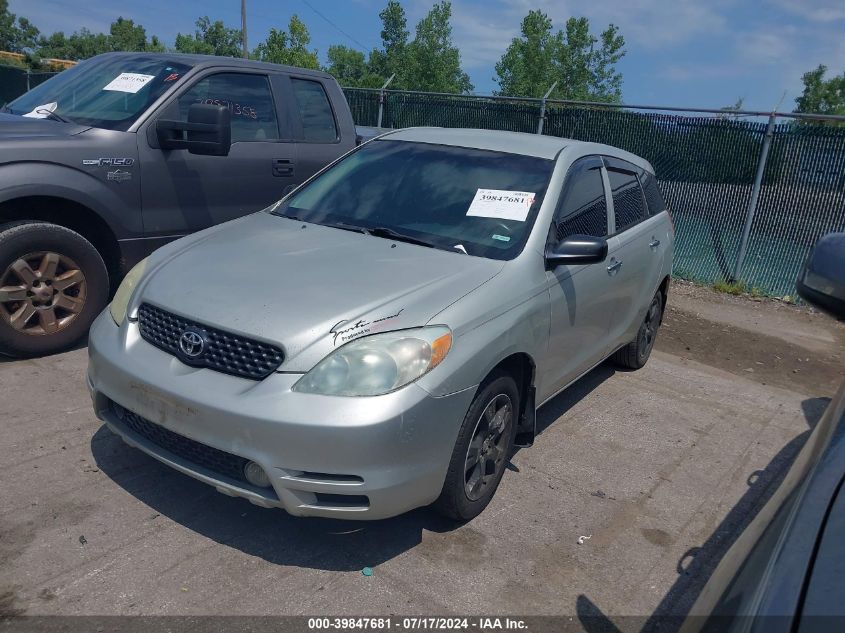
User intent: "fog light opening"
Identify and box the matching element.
[244,461,271,488]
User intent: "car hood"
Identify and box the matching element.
[0,112,90,139]
[138,212,505,372]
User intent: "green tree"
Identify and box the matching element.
[366,0,409,87]
[325,44,383,87]
[35,28,110,60]
[794,65,845,117]
[109,17,146,52]
[254,15,319,69]
[405,1,472,93]
[0,0,40,53]
[495,10,625,102]
[493,10,556,99]
[175,16,242,57]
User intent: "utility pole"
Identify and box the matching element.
[241,0,249,58]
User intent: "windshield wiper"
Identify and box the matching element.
[35,108,71,123]
[366,226,436,248]
[277,212,367,234]
[320,220,368,234]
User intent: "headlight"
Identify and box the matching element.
[109,258,149,325]
[293,326,452,396]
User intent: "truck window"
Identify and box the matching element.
[178,73,279,143]
[291,79,338,143]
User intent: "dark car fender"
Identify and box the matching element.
[0,161,143,239]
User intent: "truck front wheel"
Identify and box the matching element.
[0,222,109,358]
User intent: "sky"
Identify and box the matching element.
[10,0,845,112]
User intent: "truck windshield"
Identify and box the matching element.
[6,55,192,131]
[273,139,554,261]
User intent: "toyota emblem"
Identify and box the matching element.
[179,329,206,358]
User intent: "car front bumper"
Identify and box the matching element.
[87,311,476,519]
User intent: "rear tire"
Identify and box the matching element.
[434,372,519,521]
[612,291,663,370]
[0,221,109,358]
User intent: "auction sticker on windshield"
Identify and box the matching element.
[103,73,156,93]
[466,189,535,222]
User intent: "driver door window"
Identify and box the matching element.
[552,158,609,241]
[177,72,280,142]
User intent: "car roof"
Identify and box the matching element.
[378,127,654,172]
[89,51,335,81]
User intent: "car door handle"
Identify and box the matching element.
[649,239,661,248]
[272,158,294,177]
[607,259,622,274]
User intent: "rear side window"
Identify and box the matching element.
[553,159,608,240]
[291,78,338,142]
[178,72,279,142]
[607,165,648,232]
[640,171,666,216]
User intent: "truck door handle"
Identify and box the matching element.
[649,239,661,248]
[607,259,622,274]
[272,159,294,177]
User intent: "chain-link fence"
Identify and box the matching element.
[345,87,845,300]
[0,65,59,105]
[3,72,842,298]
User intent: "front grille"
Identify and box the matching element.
[111,401,258,490]
[137,303,284,380]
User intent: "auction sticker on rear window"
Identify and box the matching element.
[103,73,156,93]
[466,189,535,222]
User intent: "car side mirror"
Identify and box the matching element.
[156,103,231,156]
[796,232,845,321]
[545,234,608,267]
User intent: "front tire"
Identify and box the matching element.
[434,372,519,521]
[0,222,109,358]
[612,290,663,370]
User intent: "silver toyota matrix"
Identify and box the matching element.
[87,128,674,521]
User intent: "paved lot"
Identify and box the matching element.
[1,288,842,626]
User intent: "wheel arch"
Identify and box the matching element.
[482,352,537,447]
[658,275,670,322]
[0,196,122,286]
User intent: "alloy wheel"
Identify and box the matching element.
[464,393,513,501]
[639,295,661,357]
[0,251,87,336]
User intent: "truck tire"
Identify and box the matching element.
[434,371,519,521]
[612,291,663,370]
[0,221,109,358]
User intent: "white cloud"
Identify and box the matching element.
[765,0,845,22]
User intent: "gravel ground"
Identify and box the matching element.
[1,281,842,626]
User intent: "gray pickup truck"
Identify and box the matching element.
[0,52,364,357]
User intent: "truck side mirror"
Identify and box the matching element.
[545,234,608,268]
[156,104,231,156]
[796,232,845,321]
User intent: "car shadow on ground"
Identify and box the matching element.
[0,335,89,363]
[575,395,833,633]
[90,361,616,572]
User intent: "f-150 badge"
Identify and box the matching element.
[83,158,135,166]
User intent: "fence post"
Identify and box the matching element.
[731,114,776,283]
[536,81,558,135]
[376,74,395,128]
[26,70,31,92]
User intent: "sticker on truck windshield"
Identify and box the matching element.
[466,189,535,222]
[103,73,156,94]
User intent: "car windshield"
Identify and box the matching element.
[273,139,554,260]
[6,55,192,131]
